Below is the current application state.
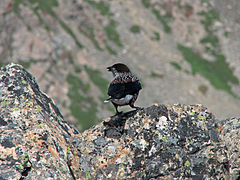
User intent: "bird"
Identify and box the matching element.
[104,63,142,115]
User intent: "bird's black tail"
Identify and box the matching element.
[104,97,112,103]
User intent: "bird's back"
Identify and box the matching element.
[108,74,142,99]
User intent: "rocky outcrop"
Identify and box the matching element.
[0,64,239,179]
[0,64,79,179]
[72,105,229,179]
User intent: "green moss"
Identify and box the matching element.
[150,72,163,78]
[11,0,83,48]
[29,0,58,11]
[62,101,66,108]
[189,139,193,145]
[197,114,206,120]
[22,80,27,84]
[1,101,7,105]
[66,73,90,93]
[67,52,75,65]
[164,11,173,19]
[74,66,82,73]
[12,0,25,13]
[18,164,24,170]
[162,136,168,142]
[184,160,191,167]
[12,0,57,26]
[79,26,103,50]
[86,170,91,179]
[184,70,190,74]
[37,123,46,129]
[18,58,37,69]
[170,61,182,70]
[201,33,219,47]
[177,0,181,8]
[85,66,115,112]
[67,145,71,153]
[84,0,111,16]
[151,32,160,41]
[104,20,123,47]
[198,9,222,56]
[85,66,109,99]
[185,4,193,11]
[57,17,83,48]
[18,152,30,169]
[199,9,220,31]
[179,8,239,97]
[28,0,57,31]
[36,106,40,112]
[130,25,141,33]
[105,41,117,55]
[198,84,208,95]
[224,31,229,37]
[186,169,191,174]
[152,8,171,33]
[66,73,98,131]
[178,44,238,97]
[31,6,50,31]
[141,0,151,8]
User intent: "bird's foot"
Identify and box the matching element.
[132,106,144,110]
[116,111,123,115]
[112,111,123,117]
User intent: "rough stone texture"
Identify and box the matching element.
[220,118,240,179]
[0,64,79,179]
[1,0,240,130]
[1,64,240,179]
[72,105,231,179]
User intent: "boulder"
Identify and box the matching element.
[0,64,239,179]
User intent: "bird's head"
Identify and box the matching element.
[107,63,131,77]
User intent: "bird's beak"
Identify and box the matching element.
[107,66,112,71]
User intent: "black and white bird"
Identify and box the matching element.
[104,63,142,115]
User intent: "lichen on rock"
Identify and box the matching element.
[220,117,240,179]
[71,104,231,179]
[0,64,239,179]
[0,64,79,179]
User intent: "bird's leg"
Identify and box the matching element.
[129,93,143,110]
[113,103,122,115]
[130,104,144,110]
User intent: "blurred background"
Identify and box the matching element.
[1,0,240,131]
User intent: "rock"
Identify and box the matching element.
[0,64,239,179]
[72,105,230,179]
[0,64,79,179]
[220,118,240,179]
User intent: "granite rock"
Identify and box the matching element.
[72,105,231,179]
[220,118,240,179]
[0,64,239,179]
[0,64,79,179]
